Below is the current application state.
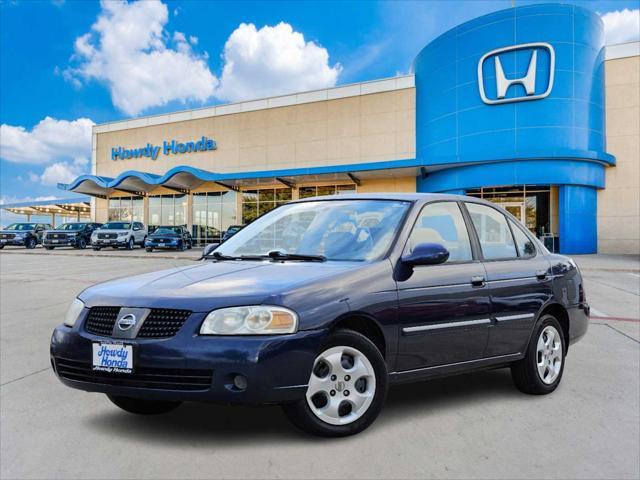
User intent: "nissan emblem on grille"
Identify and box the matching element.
[117,314,136,331]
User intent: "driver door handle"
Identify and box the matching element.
[471,276,486,287]
[536,270,548,280]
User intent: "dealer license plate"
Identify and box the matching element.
[52,239,60,243]
[92,342,133,373]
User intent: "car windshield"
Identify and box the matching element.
[216,199,410,261]
[58,223,85,231]
[5,223,36,231]
[102,222,131,229]
[154,227,180,235]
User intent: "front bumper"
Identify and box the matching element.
[145,240,179,249]
[0,238,27,246]
[50,313,326,405]
[44,237,78,247]
[92,238,127,247]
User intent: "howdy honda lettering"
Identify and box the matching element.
[111,136,216,161]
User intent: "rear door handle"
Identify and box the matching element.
[471,276,486,287]
[536,270,548,280]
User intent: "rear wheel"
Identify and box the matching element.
[282,330,387,437]
[511,314,565,395]
[107,395,181,415]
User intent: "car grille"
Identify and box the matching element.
[137,309,192,338]
[46,233,68,239]
[85,306,121,336]
[84,307,192,338]
[54,357,212,391]
[98,233,117,239]
[0,233,15,239]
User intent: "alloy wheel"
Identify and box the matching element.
[536,325,562,385]
[306,345,376,426]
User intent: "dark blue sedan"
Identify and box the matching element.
[50,194,589,436]
[145,226,192,252]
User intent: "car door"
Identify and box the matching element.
[396,201,491,371]
[464,202,553,357]
[133,222,143,242]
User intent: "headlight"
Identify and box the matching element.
[64,298,85,327]
[14,234,24,239]
[200,306,298,335]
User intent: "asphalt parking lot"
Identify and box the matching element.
[1,250,638,480]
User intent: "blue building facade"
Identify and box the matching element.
[414,3,614,253]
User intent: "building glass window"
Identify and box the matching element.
[466,185,550,236]
[466,202,517,260]
[192,190,237,245]
[107,196,143,222]
[241,188,291,224]
[298,184,356,199]
[148,194,187,232]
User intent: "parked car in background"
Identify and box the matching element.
[51,194,589,437]
[91,221,147,250]
[221,225,243,242]
[43,223,103,250]
[0,223,51,249]
[145,226,192,252]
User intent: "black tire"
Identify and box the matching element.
[146,248,153,252]
[26,238,37,249]
[0,245,4,249]
[511,314,566,395]
[45,246,55,250]
[187,240,192,250]
[140,236,147,246]
[126,237,134,250]
[178,240,186,251]
[282,329,388,437]
[107,395,181,415]
[112,246,118,249]
[93,246,101,251]
[77,238,87,249]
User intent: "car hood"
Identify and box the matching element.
[149,233,180,238]
[79,260,362,312]
[0,229,34,234]
[46,229,80,234]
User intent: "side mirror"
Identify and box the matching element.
[401,242,450,266]
[201,243,220,258]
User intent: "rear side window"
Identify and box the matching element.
[509,219,536,258]
[465,203,517,260]
[407,202,472,262]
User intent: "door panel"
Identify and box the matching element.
[396,263,491,370]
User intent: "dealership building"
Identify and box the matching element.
[4,4,638,253]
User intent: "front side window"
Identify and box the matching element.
[407,202,473,262]
[509,219,537,258]
[466,203,517,260]
[217,199,410,261]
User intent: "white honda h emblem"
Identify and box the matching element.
[478,42,555,105]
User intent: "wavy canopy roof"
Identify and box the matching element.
[59,161,421,196]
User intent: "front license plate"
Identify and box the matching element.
[52,239,60,243]
[92,342,133,373]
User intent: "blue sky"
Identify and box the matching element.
[0,0,638,224]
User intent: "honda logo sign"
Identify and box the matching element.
[478,42,555,105]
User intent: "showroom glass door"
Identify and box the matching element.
[502,202,525,223]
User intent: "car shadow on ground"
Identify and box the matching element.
[85,368,521,445]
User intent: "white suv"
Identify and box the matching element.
[91,221,147,251]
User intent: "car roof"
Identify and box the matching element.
[291,192,491,204]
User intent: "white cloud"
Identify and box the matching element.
[0,117,93,165]
[215,22,341,102]
[37,161,87,186]
[601,8,640,45]
[65,0,218,115]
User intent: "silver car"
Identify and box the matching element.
[91,221,147,251]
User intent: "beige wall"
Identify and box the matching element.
[95,89,416,179]
[599,55,640,254]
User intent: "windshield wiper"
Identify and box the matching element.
[267,250,326,262]
[206,251,263,261]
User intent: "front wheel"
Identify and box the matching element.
[145,247,153,252]
[126,237,134,250]
[511,314,566,395]
[26,238,37,249]
[92,246,101,251]
[45,246,55,250]
[107,395,181,415]
[77,238,87,249]
[282,330,387,437]
[187,240,192,250]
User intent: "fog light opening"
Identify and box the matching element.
[233,374,248,391]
